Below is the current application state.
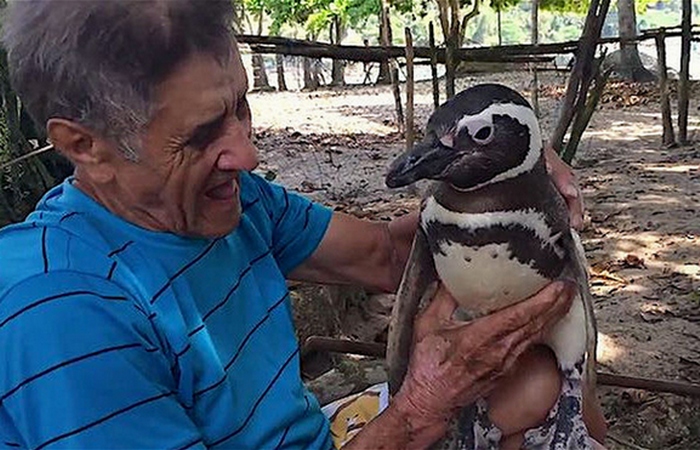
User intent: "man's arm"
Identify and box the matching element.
[343,281,576,449]
[288,211,419,293]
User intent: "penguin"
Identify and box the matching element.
[385,83,597,450]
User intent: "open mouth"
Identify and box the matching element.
[205,178,238,201]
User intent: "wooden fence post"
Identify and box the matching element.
[677,0,691,144]
[429,22,440,110]
[655,29,675,147]
[405,27,415,150]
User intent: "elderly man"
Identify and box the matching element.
[0,1,596,448]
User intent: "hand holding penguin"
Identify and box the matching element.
[392,281,576,430]
[545,146,585,230]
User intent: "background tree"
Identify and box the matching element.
[342,0,420,85]
[616,0,656,81]
[242,0,273,90]
[677,0,690,144]
[306,0,351,86]
[246,0,322,89]
[435,0,521,98]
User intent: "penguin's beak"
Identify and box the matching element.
[385,140,457,188]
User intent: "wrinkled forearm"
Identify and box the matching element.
[341,399,447,450]
[287,211,419,293]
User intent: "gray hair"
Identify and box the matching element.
[3,0,237,160]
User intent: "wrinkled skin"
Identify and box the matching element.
[52,48,259,239]
[386,281,577,448]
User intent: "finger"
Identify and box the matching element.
[566,190,585,230]
[529,281,577,330]
[491,281,573,333]
[559,178,579,200]
[414,284,460,340]
[515,281,577,341]
[422,283,459,322]
[499,326,544,376]
[461,281,575,351]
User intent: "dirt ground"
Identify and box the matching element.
[247,71,700,450]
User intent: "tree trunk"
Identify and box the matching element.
[252,13,271,90]
[446,0,481,99]
[497,8,502,46]
[303,32,321,91]
[616,0,655,82]
[303,57,320,91]
[381,5,403,130]
[276,54,287,92]
[376,4,391,85]
[677,0,691,144]
[530,0,540,116]
[443,0,460,100]
[330,17,345,86]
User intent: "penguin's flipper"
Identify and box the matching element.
[386,227,437,395]
[561,229,598,388]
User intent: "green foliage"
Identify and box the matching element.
[246,0,426,37]
[491,0,522,12]
[243,0,311,34]
[537,0,670,15]
[0,47,58,226]
[540,0,590,14]
[305,0,355,36]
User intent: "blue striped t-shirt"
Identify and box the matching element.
[0,172,334,449]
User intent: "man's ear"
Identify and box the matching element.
[47,118,119,184]
[46,118,99,165]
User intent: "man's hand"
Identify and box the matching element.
[545,146,584,230]
[391,281,577,446]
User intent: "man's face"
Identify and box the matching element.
[97,48,258,238]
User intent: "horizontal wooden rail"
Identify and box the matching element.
[302,337,700,398]
[237,29,700,63]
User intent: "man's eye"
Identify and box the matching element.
[186,116,225,149]
[186,131,213,149]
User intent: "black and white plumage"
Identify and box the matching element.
[385,84,596,450]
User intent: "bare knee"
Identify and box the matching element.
[487,345,561,437]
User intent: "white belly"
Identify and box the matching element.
[433,241,550,316]
[434,240,587,370]
[422,196,589,369]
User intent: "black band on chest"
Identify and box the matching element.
[423,220,566,280]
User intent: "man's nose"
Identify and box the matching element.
[215,123,259,172]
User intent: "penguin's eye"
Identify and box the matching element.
[473,126,493,144]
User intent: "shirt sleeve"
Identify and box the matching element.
[0,272,206,450]
[242,172,332,275]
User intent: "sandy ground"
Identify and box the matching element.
[247,71,700,449]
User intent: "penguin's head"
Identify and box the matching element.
[386,83,543,191]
